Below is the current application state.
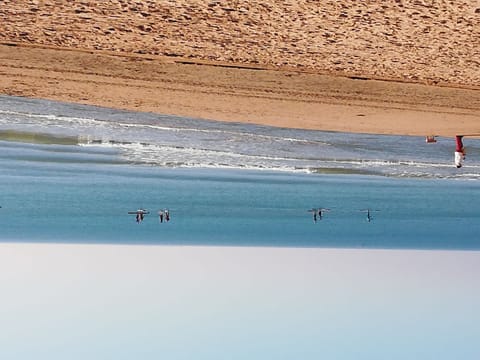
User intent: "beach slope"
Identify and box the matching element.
[1,1,479,136]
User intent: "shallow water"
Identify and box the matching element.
[2,95,480,179]
[1,136,480,249]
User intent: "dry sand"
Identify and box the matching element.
[1,0,479,137]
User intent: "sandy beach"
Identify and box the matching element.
[1,1,479,136]
[2,4,480,358]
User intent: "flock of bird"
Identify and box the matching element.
[308,208,379,223]
[128,207,379,224]
[128,208,171,223]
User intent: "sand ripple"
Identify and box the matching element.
[1,0,479,87]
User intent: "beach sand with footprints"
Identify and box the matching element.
[1,0,479,136]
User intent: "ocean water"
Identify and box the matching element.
[1,95,480,249]
[1,95,480,360]
[2,95,480,179]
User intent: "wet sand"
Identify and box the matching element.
[2,44,479,137]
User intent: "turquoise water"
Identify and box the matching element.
[1,96,480,249]
[1,140,480,249]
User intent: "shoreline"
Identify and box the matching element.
[1,43,480,137]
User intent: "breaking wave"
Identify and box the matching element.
[1,96,480,180]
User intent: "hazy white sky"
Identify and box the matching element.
[1,244,479,360]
